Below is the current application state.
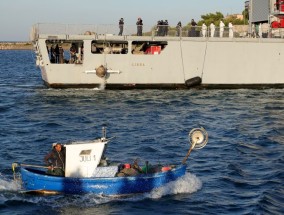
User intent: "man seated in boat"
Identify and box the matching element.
[44,143,65,176]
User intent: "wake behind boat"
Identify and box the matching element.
[12,127,208,195]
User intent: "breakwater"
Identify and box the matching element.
[0,42,32,50]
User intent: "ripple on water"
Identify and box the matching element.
[0,51,283,214]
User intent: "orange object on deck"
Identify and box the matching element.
[161,166,171,172]
[124,163,131,169]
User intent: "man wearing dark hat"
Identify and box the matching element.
[118,18,124,36]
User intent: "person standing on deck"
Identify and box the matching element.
[69,43,77,63]
[219,20,225,38]
[258,23,262,38]
[176,21,182,37]
[252,23,256,38]
[136,17,143,36]
[50,45,56,63]
[118,18,124,36]
[229,22,234,38]
[59,45,64,64]
[202,22,207,37]
[164,20,169,36]
[210,22,215,37]
[189,19,197,37]
[55,44,60,63]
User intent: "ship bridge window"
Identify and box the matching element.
[131,41,167,55]
[45,40,84,64]
[91,40,128,54]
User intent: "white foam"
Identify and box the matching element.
[147,173,202,199]
[93,79,106,90]
[0,176,21,191]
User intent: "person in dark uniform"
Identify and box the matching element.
[189,19,197,37]
[44,143,65,176]
[59,45,64,64]
[55,44,60,63]
[164,20,169,36]
[136,17,143,36]
[156,20,162,36]
[176,21,182,37]
[50,45,56,63]
[118,18,124,36]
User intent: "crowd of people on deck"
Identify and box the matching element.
[47,43,84,64]
[46,18,236,65]
[118,17,235,38]
[156,20,169,36]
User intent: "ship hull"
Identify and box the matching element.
[34,35,284,89]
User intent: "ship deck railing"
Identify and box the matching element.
[30,23,284,41]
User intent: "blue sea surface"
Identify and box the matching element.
[0,50,283,215]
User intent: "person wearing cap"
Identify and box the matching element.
[44,143,65,176]
[118,18,124,36]
[136,17,143,36]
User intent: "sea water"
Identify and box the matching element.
[0,50,283,215]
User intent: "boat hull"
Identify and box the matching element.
[20,165,186,195]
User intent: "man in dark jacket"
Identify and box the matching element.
[44,143,65,176]
[136,17,143,36]
[118,18,124,36]
[189,19,197,37]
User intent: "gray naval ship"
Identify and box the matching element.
[30,0,284,89]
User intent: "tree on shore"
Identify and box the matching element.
[197,12,224,26]
[196,11,248,26]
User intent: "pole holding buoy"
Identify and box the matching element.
[182,127,208,164]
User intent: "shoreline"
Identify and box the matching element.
[0,42,33,50]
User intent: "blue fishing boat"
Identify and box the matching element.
[12,127,208,195]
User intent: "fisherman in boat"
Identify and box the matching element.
[44,143,65,176]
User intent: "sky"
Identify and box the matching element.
[0,0,245,41]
